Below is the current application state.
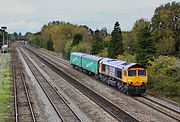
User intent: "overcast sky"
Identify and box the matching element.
[0,0,177,34]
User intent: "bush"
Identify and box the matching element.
[71,41,91,53]
[117,52,136,62]
[148,56,180,97]
[97,47,108,57]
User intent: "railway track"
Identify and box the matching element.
[26,46,180,121]
[12,48,36,122]
[145,92,180,113]
[26,46,70,67]
[133,95,180,121]
[19,48,82,122]
[24,46,138,122]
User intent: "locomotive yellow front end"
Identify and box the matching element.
[122,63,147,95]
[126,67,147,95]
[127,68,147,86]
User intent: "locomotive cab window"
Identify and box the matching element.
[102,64,106,72]
[138,70,146,76]
[117,70,122,78]
[128,70,136,76]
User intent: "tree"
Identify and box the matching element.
[63,40,73,60]
[135,20,156,66]
[156,36,175,55]
[47,34,54,51]
[19,32,22,37]
[99,27,108,38]
[71,33,83,46]
[0,30,9,46]
[13,32,18,40]
[38,21,94,53]
[122,31,136,54]
[108,21,123,58]
[151,2,180,56]
[131,18,149,55]
[91,30,104,55]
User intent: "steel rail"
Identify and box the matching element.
[133,97,180,121]
[12,49,18,122]
[12,48,36,122]
[142,94,180,115]
[20,48,82,122]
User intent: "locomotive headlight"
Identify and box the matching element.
[128,82,133,85]
[128,80,132,83]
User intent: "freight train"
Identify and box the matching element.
[70,52,148,95]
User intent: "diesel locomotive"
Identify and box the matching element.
[70,52,148,95]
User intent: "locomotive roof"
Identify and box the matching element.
[82,54,102,62]
[71,52,85,57]
[101,58,145,70]
[124,63,146,70]
[99,58,114,63]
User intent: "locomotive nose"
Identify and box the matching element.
[136,81,139,85]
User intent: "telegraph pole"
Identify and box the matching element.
[6,34,9,66]
[1,26,7,88]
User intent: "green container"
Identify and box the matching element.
[70,52,85,68]
[82,55,102,75]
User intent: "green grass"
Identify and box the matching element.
[0,53,13,122]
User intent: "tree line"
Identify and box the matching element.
[0,30,10,46]
[25,2,179,65]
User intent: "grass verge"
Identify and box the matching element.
[0,53,13,122]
